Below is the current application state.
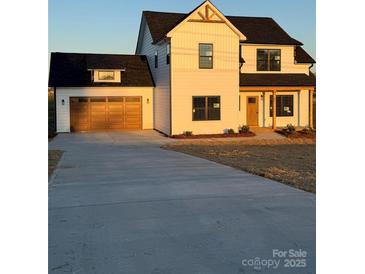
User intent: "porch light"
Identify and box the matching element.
[62,99,65,105]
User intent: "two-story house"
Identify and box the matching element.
[49,0,315,136]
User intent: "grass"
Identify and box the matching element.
[164,142,316,193]
[49,150,63,178]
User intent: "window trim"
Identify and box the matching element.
[256,49,281,71]
[269,95,294,117]
[192,96,221,121]
[199,43,213,69]
[97,70,115,81]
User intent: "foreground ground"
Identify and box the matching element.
[164,141,316,193]
[49,131,315,274]
[48,150,63,177]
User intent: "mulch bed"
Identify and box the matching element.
[275,130,316,139]
[171,132,256,139]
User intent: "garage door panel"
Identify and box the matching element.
[70,96,141,131]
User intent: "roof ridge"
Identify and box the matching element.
[143,10,274,20]
[52,52,142,57]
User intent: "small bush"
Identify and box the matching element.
[239,125,250,134]
[283,124,296,134]
[227,128,235,134]
[301,127,316,135]
[183,131,193,136]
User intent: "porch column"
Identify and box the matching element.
[309,88,314,129]
[272,90,277,130]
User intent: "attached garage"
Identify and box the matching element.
[70,96,142,132]
[49,53,155,133]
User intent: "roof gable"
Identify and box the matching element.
[166,1,246,40]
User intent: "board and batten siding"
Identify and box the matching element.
[55,87,154,132]
[240,44,310,75]
[170,21,241,135]
[137,22,171,135]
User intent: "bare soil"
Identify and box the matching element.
[164,140,316,193]
[49,150,63,177]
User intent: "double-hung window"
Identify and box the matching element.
[199,44,213,69]
[270,95,294,117]
[257,49,281,71]
[192,96,220,121]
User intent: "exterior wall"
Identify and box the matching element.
[239,90,310,128]
[240,44,310,75]
[138,23,171,135]
[55,87,154,133]
[170,21,240,135]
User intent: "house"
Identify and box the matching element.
[49,0,315,135]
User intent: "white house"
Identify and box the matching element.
[49,0,315,136]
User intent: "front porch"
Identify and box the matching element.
[239,86,315,130]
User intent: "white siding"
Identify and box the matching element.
[170,21,240,135]
[138,23,171,135]
[55,87,154,132]
[240,44,311,75]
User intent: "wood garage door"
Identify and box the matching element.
[70,97,142,132]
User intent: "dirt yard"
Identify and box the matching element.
[49,150,63,178]
[164,140,316,193]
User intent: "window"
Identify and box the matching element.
[98,71,115,81]
[199,44,213,69]
[257,49,281,71]
[154,51,158,68]
[270,95,294,117]
[192,96,220,121]
[166,44,170,65]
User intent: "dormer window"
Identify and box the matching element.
[98,71,115,81]
[91,69,123,83]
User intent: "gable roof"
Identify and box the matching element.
[295,46,316,64]
[143,10,303,45]
[49,53,155,87]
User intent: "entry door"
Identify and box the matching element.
[247,96,259,126]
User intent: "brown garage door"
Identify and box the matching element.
[70,97,142,132]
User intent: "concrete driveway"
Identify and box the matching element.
[49,131,315,274]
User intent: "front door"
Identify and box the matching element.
[247,96,259,126]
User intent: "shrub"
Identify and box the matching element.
[227,128,235,134]
[183,131,193,136]
[239,125,250,134]
[301,127,316,135]
[285,124,296,133]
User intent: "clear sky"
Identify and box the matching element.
[49,0,315,59]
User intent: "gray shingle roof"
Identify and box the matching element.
[49,53,155,87]
[143,11,303,45]
[240,73,316,87]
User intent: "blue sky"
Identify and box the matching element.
[49,0,315,59]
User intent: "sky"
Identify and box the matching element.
[49,0,315,60]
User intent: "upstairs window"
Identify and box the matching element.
[270,95,294,117]
[192,96,220,121]
[98,71,115,81]
[166,44,170,65]
[257,49,281,71]
[154,51,158,68]
[199,44,213,69]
